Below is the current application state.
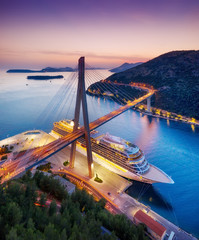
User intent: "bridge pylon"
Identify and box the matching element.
[147,96,152,112]
[69,57,94,178]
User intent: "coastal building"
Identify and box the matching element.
[134,210,166,240]
[54,175,76,195]
[32,169,76,195]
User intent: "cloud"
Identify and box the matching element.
[36,50,148,62]
[0,48,148,62]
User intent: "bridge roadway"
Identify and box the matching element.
[1,89,155,181]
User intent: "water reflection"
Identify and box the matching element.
[127,181,173,211]
[167,119,170,126]
[135,115,158,150]
[191,124,195,132]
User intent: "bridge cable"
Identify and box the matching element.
[86,70,126,106]
[85,67,137,104]
[37,69,78,125]
[86,63,146,103]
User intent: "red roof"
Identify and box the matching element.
[134,210,166,237]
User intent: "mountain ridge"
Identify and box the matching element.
[107,50,199,119]
[110,62,143,73]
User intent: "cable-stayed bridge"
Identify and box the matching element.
[0,57,154,182]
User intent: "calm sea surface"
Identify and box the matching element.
[0,70,199,237]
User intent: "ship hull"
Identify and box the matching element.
[75,143,163,184]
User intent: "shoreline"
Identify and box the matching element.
[87,92,199,128]
[134,107,199,127]
[87,79,199,127]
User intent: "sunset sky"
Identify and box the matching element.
[0,0,199,68]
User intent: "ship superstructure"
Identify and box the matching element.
[51,119,174,184]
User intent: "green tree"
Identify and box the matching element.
[68,224,79,240]
[6,182,23,203]
[22,170,32,182]
[39,193,47,207]
[33,207,49,231]
[6,227,18,240]
[6,202,22,226]
[60,199,68,214]
[49,200,57,216]
[27,218,35,231]
[97,198,106,209]
[44,223,59,240]
[60,229,67,240]
[23,228,37,240]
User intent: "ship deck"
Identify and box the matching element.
[143,164,174,184]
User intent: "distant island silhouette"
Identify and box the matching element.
[27,75,64,80]
[7,66,106,73]
[7,67,74,73]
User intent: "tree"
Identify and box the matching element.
[40,193,47,207]
[68,224,79,240]
[60,229,67,240]
[6,182,23,202]
[60,199,67,214]
[22,170,32,182]
[49,200,57,216]
[137,224,147,240]
[23,228,38,240]
[6,202,22,226]
[6,227,18,240]
[97,198,106,209]
[33,207,49,231]
[60,215,71,236]
[27,218,35,231]
[103,231,117,240]
[44,223,59,240]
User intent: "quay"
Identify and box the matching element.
[45,139,197,240]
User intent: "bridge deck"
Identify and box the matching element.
[1,89,155,180]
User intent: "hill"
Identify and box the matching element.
[110,62,143,73]
[41,67,73,72]
[107,50,199,119]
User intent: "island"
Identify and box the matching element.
[27,75,64,80]
[7,66,74,73]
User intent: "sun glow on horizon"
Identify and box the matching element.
[0,0,199,68]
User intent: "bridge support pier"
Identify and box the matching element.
[69,57,94,178]
[147,97,151,112]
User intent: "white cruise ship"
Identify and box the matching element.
[51,119,174,184]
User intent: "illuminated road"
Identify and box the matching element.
[0,88,155,182]
[53,169,122,215]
